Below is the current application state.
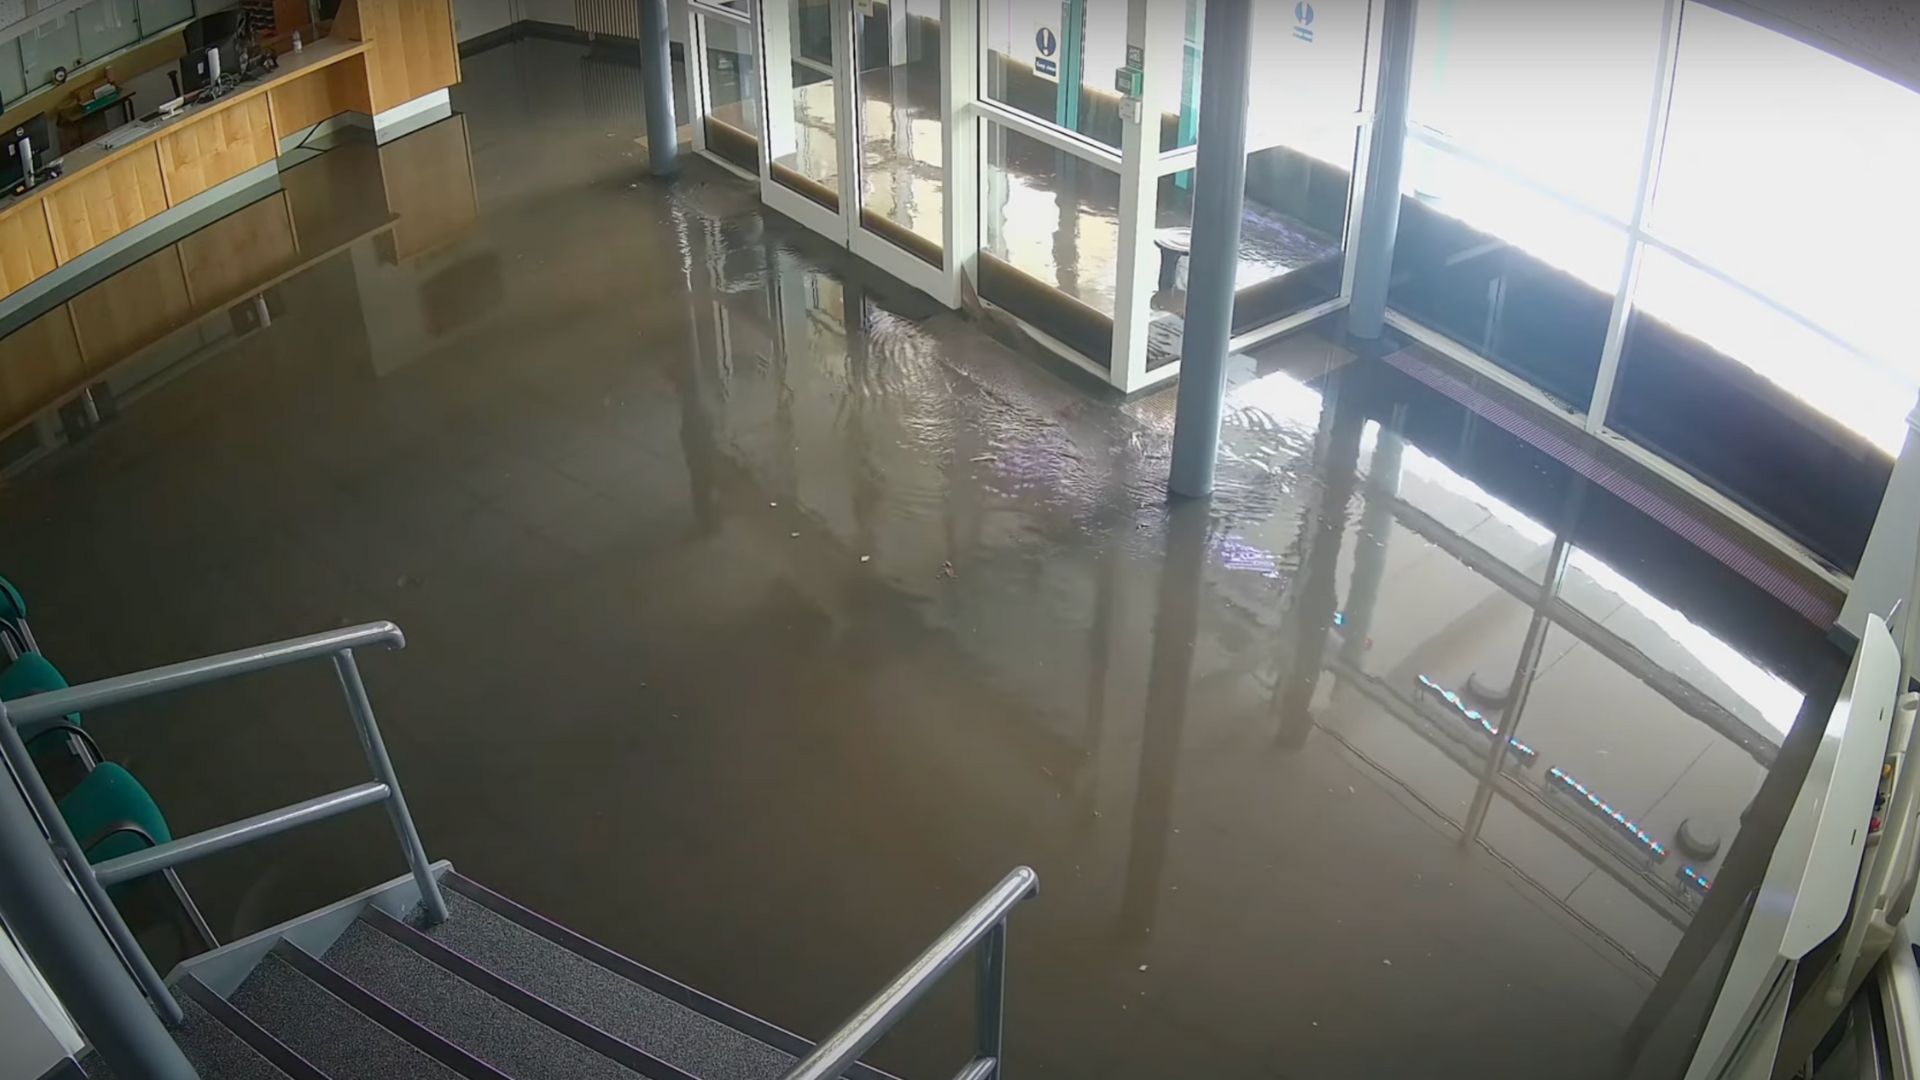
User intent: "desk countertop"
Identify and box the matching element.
[0,37,370,222]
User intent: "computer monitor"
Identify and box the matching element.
[180,9,248,93]
[1,117,55,193]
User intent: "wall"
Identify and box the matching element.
[452,0,512,41]
[517,0,572,29]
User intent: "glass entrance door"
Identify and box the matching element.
[756,0,953,304]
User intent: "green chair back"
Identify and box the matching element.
[0,653,83,736]
[58,763,173,866]
[0,576,23,623]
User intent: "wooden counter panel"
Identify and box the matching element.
[380,115,476,261]
[179,193,299,310]
[157,95,278,206]
[0,207,58,301]
[45,146,169,263]
[68,246,192,371]
[268,54,375,140]
[357,0,460,114]
[0,307,83,433]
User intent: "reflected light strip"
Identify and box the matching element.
[1416,674,1537,765]
[1546,766,1671,862]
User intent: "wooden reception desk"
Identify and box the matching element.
[0,0,458,307]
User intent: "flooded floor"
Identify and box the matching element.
[0,36,1849,1080]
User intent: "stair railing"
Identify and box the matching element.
[0,621,446,1054]
[782,866,1039,1080]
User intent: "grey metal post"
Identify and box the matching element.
[976,922,1007,1075]
[1166,0,1253,499]
[0,714,196,1076]
[332,651,448,925]
[1347,0,1416,339]
[640,0,679,176]
[0,706,183,1028]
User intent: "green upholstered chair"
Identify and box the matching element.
[59,763,173,864]
[0,653,94,760]
[0,575,36,659]
[56,762,217,950]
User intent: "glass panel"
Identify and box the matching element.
[979,120,1121,364]
[794,0,834,69]
[1408,0,1666,219]
[1610,246,1899,572]
[699,13,761,174]
[20,17,82,93]
[762,0,841,210]
[135,0,195,32]
[1162,0,1374,155]
[1149,125,1359,366]
[0,42,26,106]
[1388,141,1626,411]
[981,0,1129,150]
[1148,0,1203,153]
[77,0,140,64]
[854,0,943,265]
[1651,2,1920,371]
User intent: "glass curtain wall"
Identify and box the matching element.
[1382,0,1920,575]
[974,0,1377,386]
[853,0,945,266]
[1,0,193,106]
[976,0,1128,372]
[1148,0,1374,367]
[692,2,763,175]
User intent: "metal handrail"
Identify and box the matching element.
[781,867,1039,1080]
[2,621,406,726]
[0,620,445,1040]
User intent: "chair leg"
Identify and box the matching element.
[162,869,219,952]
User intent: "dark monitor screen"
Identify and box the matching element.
[184,10,245,52]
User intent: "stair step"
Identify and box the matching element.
[230,950,476,1080]
[322,919,648,1080]
[77,987,303,1080]
[434,875,878,1080]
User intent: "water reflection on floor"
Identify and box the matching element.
[0,37,1846,1080]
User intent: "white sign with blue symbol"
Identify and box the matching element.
[1293,1,1316,43]
[1033,25,1059,81]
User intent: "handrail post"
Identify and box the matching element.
[0,704,184,1027]
[332,649,447,925]
[0,712,196,1077]
[976,922,1008,1078]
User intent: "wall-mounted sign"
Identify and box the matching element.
[1034,25,1059,80]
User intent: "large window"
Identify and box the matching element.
[1,0,194,107]
[980,0,1132,150]
[1390,0,1664,413]
[1385,0,1920,573]
[1610,3,1920,569]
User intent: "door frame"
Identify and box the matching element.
[752,0,965,308]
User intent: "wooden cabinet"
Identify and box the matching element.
[157,95,279,205]
[44,146,170,263]
[0,205,58,302]
[179,193,300,310]
[267,52,375,140]
[348,0,460,114]
[380,116,476,261]
[0,307,84,433]
[67,246,193,371]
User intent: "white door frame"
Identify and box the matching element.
[753,0,963,308]
[683,0,765,182]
